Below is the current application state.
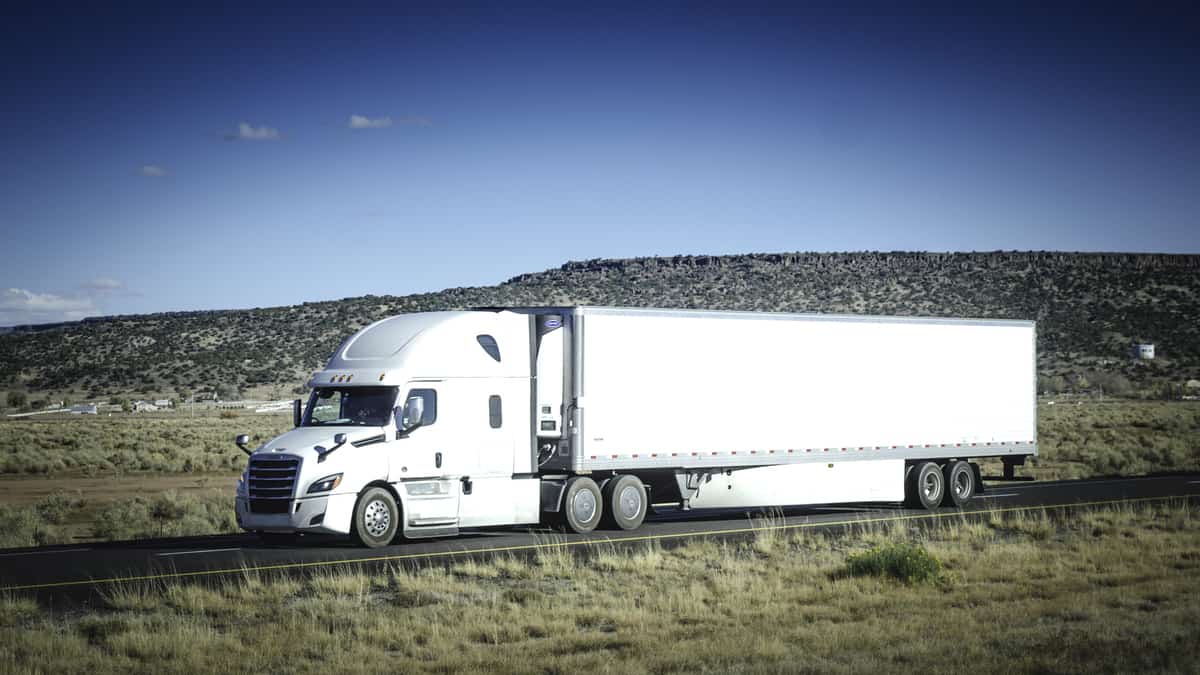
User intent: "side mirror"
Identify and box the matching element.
[316,433,349,463]
[235,434,252,456]
[396,396,425,438]
[293,399,303,428]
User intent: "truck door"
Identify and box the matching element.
[391,384,461,534]
[457,379,528,527]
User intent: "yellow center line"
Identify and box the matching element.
[2,493,1194,592]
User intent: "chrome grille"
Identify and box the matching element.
[248,455,300,513]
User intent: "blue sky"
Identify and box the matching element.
[2,2,1198,325]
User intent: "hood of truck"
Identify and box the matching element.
[247,426,392,500]
[251,427,388,462]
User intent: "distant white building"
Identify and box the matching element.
[1133,343,1155,359]
[70,403,98,415]
[154,399,172,408]
[133,401,159,412]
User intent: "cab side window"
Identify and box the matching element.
[488,395,502,429]
[404,389,438,428]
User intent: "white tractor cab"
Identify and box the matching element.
[236,307,1037,548]
[235,310,544,547]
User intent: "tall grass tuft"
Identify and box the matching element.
[844,542,945,585]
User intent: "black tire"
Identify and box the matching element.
[905,461,945,510]
[942,460,975,507]
[351,486,400,548]
[561,476,603,534]
[600,474,647,531]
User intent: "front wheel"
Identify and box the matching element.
[351,487,400,548]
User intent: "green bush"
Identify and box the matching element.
[0,492,87,548]
[36,491,85,525]
[92,491,237,542]
[844,543,944,585]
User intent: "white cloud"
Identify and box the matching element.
[349,114,430,129]
[227,122,280,141]
[349,114,393,129]
[0,288,97,326]
[81,278,124,292]
[140,165,168,177]
[395,116,432,127]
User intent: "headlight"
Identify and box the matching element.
[307,473,343,494]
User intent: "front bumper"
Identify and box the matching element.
[236,492,357,536]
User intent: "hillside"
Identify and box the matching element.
[2,251,1198,404]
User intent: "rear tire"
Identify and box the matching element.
[351,487,400,548]
[561,477,603,533]
[905,461,945,510]
[942,460,975,507]
[600,474,647,530]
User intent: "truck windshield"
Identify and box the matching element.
[303,386,398,427]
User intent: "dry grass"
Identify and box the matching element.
[0,489,236,548]
[0,413,288,476]
[3,500,1198,673]
[976,399,1200,480]
[0,399,1195,546]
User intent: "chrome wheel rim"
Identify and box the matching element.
[618,484,642,520]
[954,471,970,498]
[363,499,391,538]
[572,489,597,524]
[922,471,940,501]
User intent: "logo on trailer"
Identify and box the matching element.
[544,318,562,329]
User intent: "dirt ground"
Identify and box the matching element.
[0,472,238,506]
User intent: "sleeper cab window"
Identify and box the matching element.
[488,395,502,428]
[405,389,438,427]
[477,335,501,362]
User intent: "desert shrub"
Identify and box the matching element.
[844,542,944,585]
[92,491,237,542]
[36,491,86,524]
[0,496,86,548]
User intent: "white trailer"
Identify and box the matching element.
[235,307,1036,547]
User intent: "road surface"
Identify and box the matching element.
[2,473,1197,601]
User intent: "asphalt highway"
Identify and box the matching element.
[2,473,1198,601]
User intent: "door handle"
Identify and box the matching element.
[435,452,442,469]
[461,476,472,495]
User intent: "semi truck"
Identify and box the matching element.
[235,307,1036,547]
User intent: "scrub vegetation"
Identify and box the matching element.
[0,398,1194,546]
[1026,398,1200,479]
[2,252,1198,405]
[2,500,1197,673]
[0,413,290,476]
[0,490,237,548]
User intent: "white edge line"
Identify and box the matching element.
[983,493,1020,498]
[0,547,91,558]
[155,548,242,558]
